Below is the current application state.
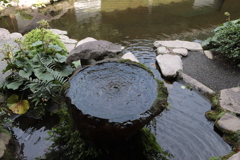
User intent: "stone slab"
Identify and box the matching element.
[204,50,213,59]
[121,52,139,62]
[48,29,67,35]
[172,48,188,56]
[154,40,203,51]
[156,54,183,78]
[216,113,240,132]
[178,72,214,94]
[220,87,240,114]
[229,152,240,160]
[59,35,78,44]
[156,47,170,54]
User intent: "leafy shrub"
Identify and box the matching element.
[0,21,74,116]
[202,16,240,67]
[23,24,67,51]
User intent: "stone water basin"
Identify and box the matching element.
[65,60,168,143]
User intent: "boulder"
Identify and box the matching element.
[156,54,183,78]
[219,87,240,114]
[66,40,123,64]
[76,37,97,47]
[154,40,203,51]
[216,113,240,133]
[229,152,240,160]
[156,47,170,54]
[121,52,139,62]
[0,28,10,40]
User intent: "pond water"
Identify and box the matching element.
[1,0,240,159]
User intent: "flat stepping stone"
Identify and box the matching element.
[172,48,188,56]
[154,40,203,51]
[156,54,183,78]
[48,29,67,35]
[219,87,240,114]
[156,47,170,54]
[216,113,240,133]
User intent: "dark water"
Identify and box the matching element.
[2,0,239,159]
[67,62,158,122]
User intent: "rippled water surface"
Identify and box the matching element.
[1,0,239,159]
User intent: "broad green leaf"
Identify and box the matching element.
[48,44,62,52]
[72,60,81,68]
[7,94,30,114]
[31,41,43,47]
[6,80,24,90]
[7,94,19,105]
[59,65,73,77]
[34,68,54,81]
[55,53,67,63]
[9,101,29,114]
[19,65,33,78]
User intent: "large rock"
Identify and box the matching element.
[66,40,123,64]
[229,152,240,160]
[154,40,203,51]
[216,113,240,133]
[219,87,240,114]
[156,54,183,78]
[0,28,10,40]
[76,37,97,47]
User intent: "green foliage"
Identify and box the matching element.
[42,106,172,160]
[43,108,106,160]
[202,13,240,67]
[0,21,74,116]
[23,21,67,51]
[208,156,222,160]
[7,94,29,114]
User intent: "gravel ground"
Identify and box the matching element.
[182,51,240,91]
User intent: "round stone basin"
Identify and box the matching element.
[65,60,168,142]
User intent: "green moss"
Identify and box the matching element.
[118,59,154,76]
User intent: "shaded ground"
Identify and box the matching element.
[182,51,240,91]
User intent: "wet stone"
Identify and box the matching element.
[121,52,139,62]
[219,87,240,114]
[229,152,240,160]
[66,40,123,64]
[154,40,203,51]
[156,47,170,54]
[65,60,167,143]
[156,54,183,78]
[216,113,240,133]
